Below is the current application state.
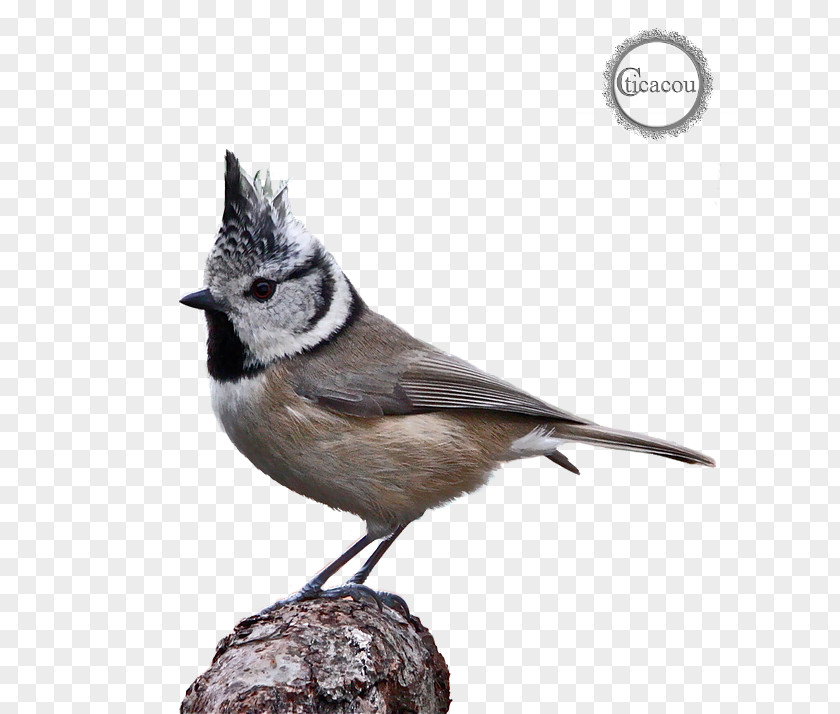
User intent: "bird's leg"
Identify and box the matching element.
[297,532,377,594]
[317,524,411,619]
[258,532,376,615]
[347,524,407,585]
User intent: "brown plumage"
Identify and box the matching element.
[212,308,553,537]
[211,304,713,539]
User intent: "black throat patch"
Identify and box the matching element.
[205,310,265,382]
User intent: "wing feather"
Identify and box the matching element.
[293,349,590,424]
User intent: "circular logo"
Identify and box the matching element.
[603,29,713,139]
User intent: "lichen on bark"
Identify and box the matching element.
[181,597,450,713]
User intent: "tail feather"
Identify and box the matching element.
[554,423,716,467]
[546,450,580,475]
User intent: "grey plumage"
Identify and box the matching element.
[292,347,590,422]
[181,152,715,604]
[553,423,715,466]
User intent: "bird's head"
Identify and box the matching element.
[181,152,358,378]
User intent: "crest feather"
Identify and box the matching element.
[209,152,303,277]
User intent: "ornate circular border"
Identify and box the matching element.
[602,29,714,140]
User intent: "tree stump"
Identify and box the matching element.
[181,597,450,713]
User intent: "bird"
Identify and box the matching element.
[181,151,715,614]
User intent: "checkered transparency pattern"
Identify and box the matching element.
[2,2,837,712]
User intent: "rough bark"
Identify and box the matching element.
[181,597,450,713]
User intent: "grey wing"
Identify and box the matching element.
[293,367,411,417]
[292,349,591,425]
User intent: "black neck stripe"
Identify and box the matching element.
[306,269,336,330]
[298,278,365,357]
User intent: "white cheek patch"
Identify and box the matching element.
[509,425,567,457]
[235,259,354,364]
[293,266,353,348]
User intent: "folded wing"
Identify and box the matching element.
[292,349,591,425]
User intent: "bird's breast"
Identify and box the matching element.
[209,370,342,496]
[210,373,285,475]
[210,372,268,433]
[207,365,531,531]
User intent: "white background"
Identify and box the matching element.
[3,2,837,711]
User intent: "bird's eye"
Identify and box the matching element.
[249,279,276,301]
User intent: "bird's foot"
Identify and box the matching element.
[255,585,323,618]
[320,583,412,619]
[252,584,411,621]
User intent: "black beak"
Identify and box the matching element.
[180,288,225,312]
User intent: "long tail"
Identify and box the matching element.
[553,423,716,467]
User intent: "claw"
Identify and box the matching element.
[319,584,411,619]
[321,583,384,611]
[376,591,411,620]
